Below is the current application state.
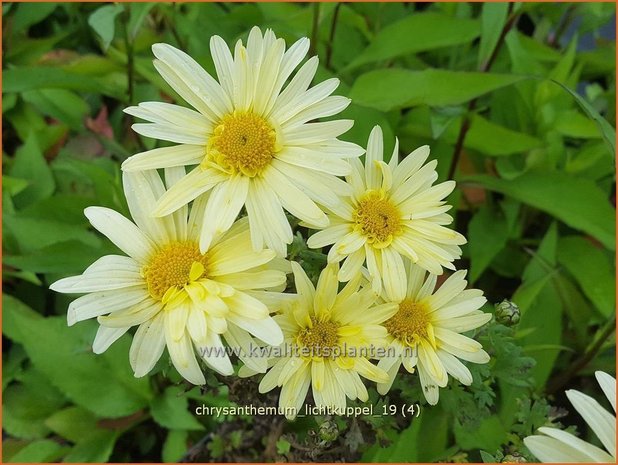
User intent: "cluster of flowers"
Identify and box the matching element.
[51,27,492,419]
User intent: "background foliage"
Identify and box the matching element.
[2,2,616,463]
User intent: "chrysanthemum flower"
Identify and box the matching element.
[375,262,490,405]
[50,169,285,385]
[121,27,362,257]
[306,125,466,297]
[253,263,396,419]
[524,371,616,462]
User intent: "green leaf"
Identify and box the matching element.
[478,3,510,69]
[3,66,124,99]
[2,176,29,196]
[63,430,119,463]
[21,89,89,131]
[350,69,524,112]
[3,371,65,440]
[555,109,603,139]
[551,79,616,157]
[347,12,480,70]
[401,108,542,157]
[88,4,124,51]
[3,240,115,274]
[6,439,67,463]
[10,3,58,34]
[464,173,615,250]
[468,206,510,282]
[151,386,205,431]
[363,416,420,461]
[4,215,100,253]
[518,223,563,388]
[162,430,189,463]
[45,407,98,443]
[9,133,55,208]
[128,3,156,40]
[557,236,615,317]
[3,295,153,418]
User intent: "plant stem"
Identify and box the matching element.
[447,4,518,180]
[309,2,320,56]
[165,4,187,50]
[122,3,134,105]
[325,3,342,70]
[546,314,616,395]
[548,4,577,48]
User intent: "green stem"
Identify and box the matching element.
[309,2,320,56]
[447,4,518,180]
[122,3,134,105]
[325,3,342,70]
[546,314,616,395]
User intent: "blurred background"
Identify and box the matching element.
[2,2,616,463]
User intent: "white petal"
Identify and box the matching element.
[228,314,283,346]
[65,288,149,326]
[567,389,616,457]
[84,207,154,262]
[197,331,234,375]
[263,165,329,227]
[122,145,204,172]
[199,176,249,252]
[364,125,384,190]
[130,312,166,377]
[123,170,174,244]
[152,43,232,117]
[381,247,407,302]
[595,371,616,413]
[284,120,354,145]
[165,331,205,385]
[92,326,128,354]
[153,168,226,217]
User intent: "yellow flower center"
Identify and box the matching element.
[353,190,402,246]
[143,241,208,301]
[297,317,340,357]
[205,111,277,177]
[384,299,431,346]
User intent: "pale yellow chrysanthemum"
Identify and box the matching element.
[252,263,396,419]
[376,262,491,405]
[307,125,466,298]
[50,169,285,385]
[121,26,362,257]
[524,371,616,463]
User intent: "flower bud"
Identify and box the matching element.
[495,299,520,326]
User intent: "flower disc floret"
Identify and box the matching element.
[353,190,401,246]
[206,111,278,177]
[143,241,208,301]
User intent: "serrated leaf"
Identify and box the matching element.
[3,295,153,418]
[556,236,615,317]
[464,173,615,251]
[151,386,204,431]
